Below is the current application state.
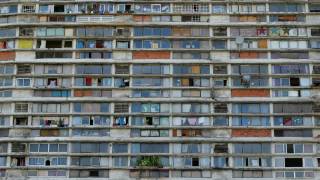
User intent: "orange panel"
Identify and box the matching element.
[172,129,177,137]
[239,52,259,59]
[0,52,15,61]
[247,16,257,22]
[231,89,270,97]
[232,129,271,137]
[74,90,82,97]
[133,51,170,59]
[258,39,268,48]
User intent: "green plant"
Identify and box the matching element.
[136,156,162,167]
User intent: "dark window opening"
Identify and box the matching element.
[285,158,303,167]
[54,5,65,13]
[290,77,300,86]
[89,170,99,177]
[287,144,294,153]
[192,158,199,166]
[146,117,153,125]
[64,41,72,48]
[45,160,50,166]
[15,117,28,126]
[47,78,58,87]
[46,40,62,48]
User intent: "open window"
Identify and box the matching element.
[14,117,28,126]
[115,78,130,87]
[47,78,58,87]
[11,157,25,166]
[285,158,303,167]
[54,5,65,13]
[114,116,129,126]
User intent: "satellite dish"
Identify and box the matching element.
[235,36,244,44]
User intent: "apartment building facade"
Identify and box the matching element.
[0,0,319,179]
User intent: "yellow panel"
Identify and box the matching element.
[18,40,33,49]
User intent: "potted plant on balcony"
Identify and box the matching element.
[136,156,162,168]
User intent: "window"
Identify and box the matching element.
[310,4,320,12]
[71,143,108,153]
[17,65,31,74]
[72,116,110,126]
[15,103,28,112]
[131,143,169,153]
[234,157,271,167]
[233,170,272,178]
[232,103,269,114]
[22,5,35,13]
[232,116,269,126]
[113,144,127,153]
[73,103,109,113]
[269,3,304,12]
[113,157,128,167]
[234,143,271,153]
[212,5,226,13]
